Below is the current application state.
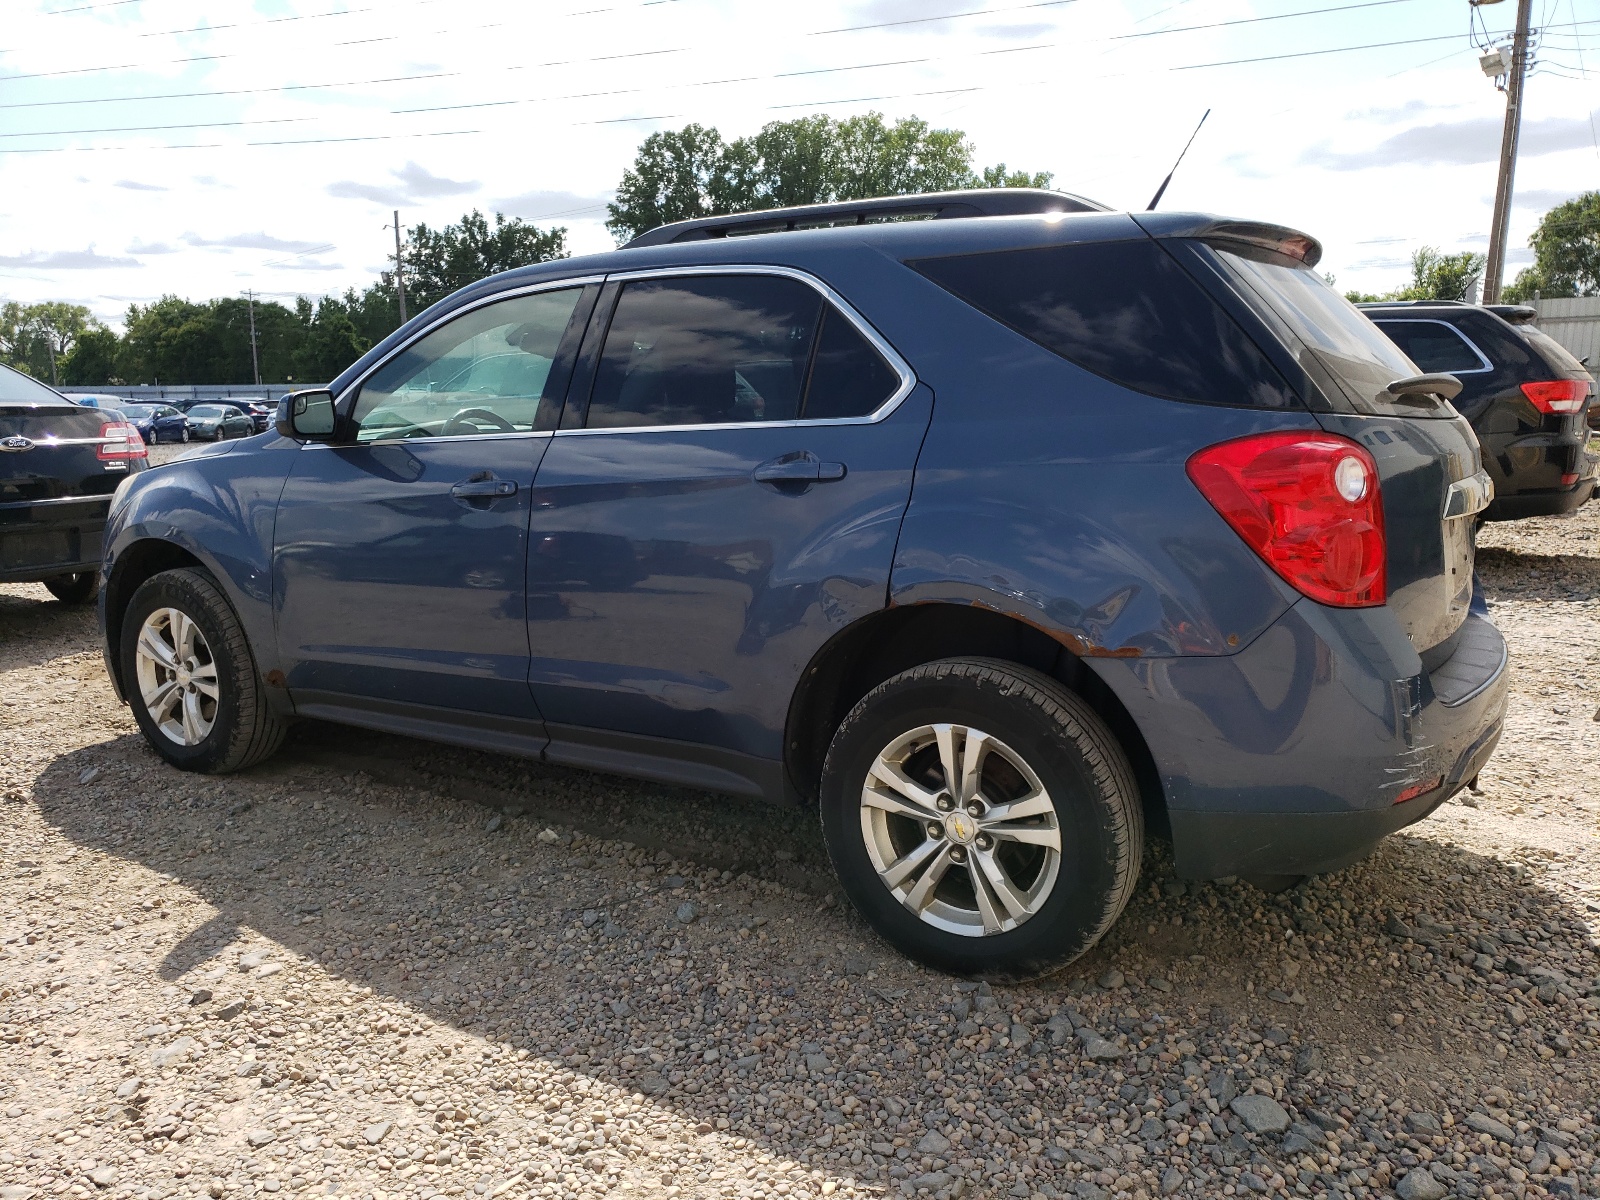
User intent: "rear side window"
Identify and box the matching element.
[907,240,1300,409]
[1209,242,1453,417]
[1371,320,1489,374]
[585,274,903,429]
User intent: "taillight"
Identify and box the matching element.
[98,420,148,460]
[1521,379,1589,414]
[1187,431,1386,608]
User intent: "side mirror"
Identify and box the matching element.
[277,389,337,440]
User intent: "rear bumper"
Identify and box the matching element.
[1091,603,1509,879]
[1483,477,1596,521]
[0,494,111,583]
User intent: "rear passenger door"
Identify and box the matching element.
[525,267,932,791]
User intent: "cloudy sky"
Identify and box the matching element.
[1,0,1596,327]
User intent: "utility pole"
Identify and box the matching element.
[1481,0,1533,305]
[392,210,408,325]
[243,290,261,386]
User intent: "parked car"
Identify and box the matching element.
[183,403,255,440]
[118,403,191,445]
[242,402,274,433]
[2,363,147,603]
[98,190,1507,978]
[61,393,126,411]
[1359,300,1597,519]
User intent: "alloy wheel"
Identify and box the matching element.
[134,607,219,746]
[859,723,1061,937]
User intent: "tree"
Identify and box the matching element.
[293,295,369,384]
[25,302,98,386]
[605,113,1052,242]
[1343,247,1486,304]
[1503,191,1600,300]
[402,209,568,314]
[61,327,121,386]
[981,163,1055,188]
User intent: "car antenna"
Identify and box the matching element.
[1145,109,1211,212]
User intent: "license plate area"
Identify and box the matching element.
[0,530,76,569]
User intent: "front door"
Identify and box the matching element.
[273,282,595,725]
[526,269,930,785]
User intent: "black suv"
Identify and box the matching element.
[1360,300,1596,520]
[1,363,148,602]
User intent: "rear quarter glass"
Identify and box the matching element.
[905,238,1303,410]
[1519,325,1594,380]
[1204,242,1456,419]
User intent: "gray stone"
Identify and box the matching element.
[1292,1045,1323,1074]
[189,989,212,1006]
[1281,1132,1315,1156]
[915,1129,950,1156]
[214,1000,246,1020]
[1160,1168,1182,1195]
[88,1167,116,1188]
[675,901,699,924]
[1077,1030,1122,1061]
[246,1128,277,1147]
[362,1121,390,1144]
[1138,1117,1164,1140]
[1073,1183,1108,1200]
[150,1036,197,1069]
[1405,1112,1443,1137]
[1207,1071,1238,1107]
[238,950,267,971]
[1097,968,1125,989]
[909,1172,950,1191]
[581,909,601,928]
[0,1187,37,1200]
[1395,1168,1447,1200]
[1229,1094,1290,1135]
[1465,1113,1515,1143]
[483,814,502,833]
[805,1052,831,1073]
[115,1077,142,1099]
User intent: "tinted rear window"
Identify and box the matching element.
[0,363,66,404]
[908,239,1300,409]
[1521,326,1591,378]
[1209,242,1454,417]
[1371,320,1489,374]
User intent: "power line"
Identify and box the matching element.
[0,53,231,82]
[0,70,460,111]
[809,0,1078,36]
[0,115,310,140]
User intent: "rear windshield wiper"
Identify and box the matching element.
[1384,373,1463,401]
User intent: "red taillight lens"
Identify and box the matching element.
[1187,431,1386,608]
[97,420,148,460]
[1520,379,1589,414]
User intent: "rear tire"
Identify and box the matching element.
[819,658,1142,981]
[43,572,97,604]
[119,567,286,773]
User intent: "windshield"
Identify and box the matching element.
[121,404,156,417]
[1208,241,1455,417]
[0,362,67,405]
[190,406,223,417]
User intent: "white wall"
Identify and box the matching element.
[1534,297,1600,384]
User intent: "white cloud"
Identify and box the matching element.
[327,160,480,207]
[0,248,140,269]
[182,232,331,252]
[114,180,168,192]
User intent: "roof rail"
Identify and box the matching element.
[622,188,1111,248]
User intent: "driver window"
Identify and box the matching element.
[350,287,584,442]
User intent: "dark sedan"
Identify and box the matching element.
[118,403,191,445]
[184,403,254,440]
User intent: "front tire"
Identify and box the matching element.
[819,658,1142,981]
[43,572,97,604]
[119,567,286,773]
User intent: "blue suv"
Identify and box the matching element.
[99,190,1507,979]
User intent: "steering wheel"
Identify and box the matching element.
[441,407,515,436]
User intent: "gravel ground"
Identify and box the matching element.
[1,458,1597,1200]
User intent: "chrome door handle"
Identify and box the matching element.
[451,478,517,498]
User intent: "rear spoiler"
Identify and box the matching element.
[1486,303,1538,325]
[1134,213,1322,269]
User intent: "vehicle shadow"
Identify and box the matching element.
[0,583,101,672]
[28,730,1600,1195]
[1478,548,1600,603]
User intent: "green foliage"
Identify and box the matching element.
[1503,190,1600,301]
[5,210,566,387]
[606,113,1051,242]
[981,163,1055,188]
[1351,247,1487,304]
[401,209,568,314]
[0,300,102,384]
[61,328,121,386]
